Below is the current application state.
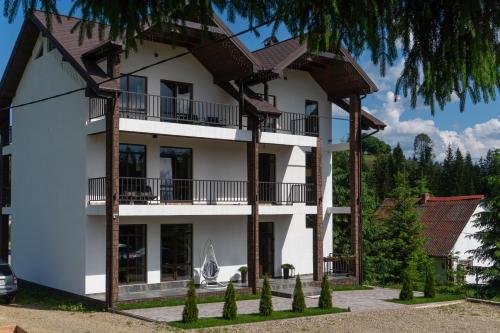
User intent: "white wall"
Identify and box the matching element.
[11,35,88,294]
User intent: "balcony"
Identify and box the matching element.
[87,177,315,216]
[260,112,319,137]
[323,254,356,277]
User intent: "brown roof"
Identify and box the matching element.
[377,195,484,257]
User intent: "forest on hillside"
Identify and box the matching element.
[331,133,499,284]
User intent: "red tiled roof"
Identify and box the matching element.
[377,195,484,257]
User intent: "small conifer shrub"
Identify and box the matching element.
[318,274,332,308]
[182,280,198,323]
[222,281,237,320]
[424,263,436,298]
[292,274,306,312]
[399,270,414,300]
[259,275,273,316]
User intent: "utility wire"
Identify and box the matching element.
[1,17,276,112]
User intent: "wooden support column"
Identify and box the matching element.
[105,52,120,308]
[349,94,362,284]
[312,137,324,280]
[238,81,244,129]
[247,115,259,293]
[0,108,10,263]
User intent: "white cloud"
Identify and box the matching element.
[370,92,500,160]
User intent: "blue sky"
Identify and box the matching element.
[1,4,498,159]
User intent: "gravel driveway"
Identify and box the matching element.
[0,300,498,333]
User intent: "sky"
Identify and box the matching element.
[0,4,498,161]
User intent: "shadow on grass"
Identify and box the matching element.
[169,307,348,329]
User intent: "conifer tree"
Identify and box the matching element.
[424,262,436,298]
[292,274,306,312]
[399,269,414,300]
[441,145,454,196]
[222,281,237,320]
[259,275,273,316]
[454,148,465,195]
[318,274,332,308]
[182,280,198,323]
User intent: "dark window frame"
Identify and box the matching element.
[120,75,148,119]
[305,99,319,136]
[306,214,316,229]
[161,224,193,281]
[119,143,147,178]
[160,79,194,121]
[119,224,147,285]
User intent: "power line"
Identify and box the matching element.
[2,17,275,112]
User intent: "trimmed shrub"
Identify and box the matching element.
[318,274,332,308]
[399,270,414,300]
[182,280,198,323]
[259,275,273,316]
[292,274,306,312]
[222,281,237,320]
[424,263,436,298]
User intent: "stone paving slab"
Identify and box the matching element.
[124,287,422,322]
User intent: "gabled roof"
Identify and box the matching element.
[377,195,484,257]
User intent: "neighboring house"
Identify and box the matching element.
[378,194,487,284]
[0,12,385,306]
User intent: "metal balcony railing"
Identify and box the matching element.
[259,182,315,204]
[261,111,319,137]
[323,254,356,276]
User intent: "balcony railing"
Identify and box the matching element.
[259,182,315,204]
[323,254,356,276]
[88,177,248,205]
[88,178,315,205]
[261,111,319,137]
[89,92,241,128]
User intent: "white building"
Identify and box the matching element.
[0,11,384,306]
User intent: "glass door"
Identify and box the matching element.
[119,224,147,284]
[259,222,275,277]
[259,153,276,202]
[305,100,319,135]
[120,75,147,119]
[160,147,192,201]
[160,80,193,122]
[161,224,193,281]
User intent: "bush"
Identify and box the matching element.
[292,274,306,312]
[399,270,414,300]
[259,275,273,316]
[182,280,198,323]
[222,281,237,320]
[238,266,248,273]
[424,263,436,298]
[318,274,332,308]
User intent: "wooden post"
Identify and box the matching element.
[238,81,244,130]
[312,137,324,280]
[105,52,120,308]
[349,94,362,284]
[247,115,259,293]
[0,108,10,263]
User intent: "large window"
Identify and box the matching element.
[160,80,193,122]
[119,224,147,284]
[160,147,192,201]
[119,144,146,178]
[305,100,319,135]
[161,224,193,281]
[120,75,147,118]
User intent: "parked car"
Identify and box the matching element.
[0,262,17,304]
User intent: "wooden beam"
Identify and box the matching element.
[0,110,10,263]
[105,51,120,308]
[349,94,362,284]
[246,115,259,292]
[312,137,324,281]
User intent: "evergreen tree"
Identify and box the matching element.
[413,133,433,179]
[453,148,465,195]
[424,262,436,298]
[463,152,476,194]
[399,269,414,300]
[318,274,332,308]
[441,145,454,195]
[259,275,273,316]
[222,281,237,320]
[182,280,198,323]
[292,275,306,312]
[468,150,500,294]
[392,143,406,175]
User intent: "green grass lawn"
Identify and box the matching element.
[168,307,347,329]
[331,285,373,291]
[15,283,97,312]
[116,293,261,310]
[387,293,465,305]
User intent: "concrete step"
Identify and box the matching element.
[272,286,322,298]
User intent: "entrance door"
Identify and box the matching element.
[161,224,193,281]
[259,153,276,202]
[259,222,275,277]
[119,224,147,285]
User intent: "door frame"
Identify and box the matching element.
[160,223,194,282]
[259,221,275,278]
[118,224,148,285]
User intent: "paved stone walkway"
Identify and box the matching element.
[124,287,422,322]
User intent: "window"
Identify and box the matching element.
[120,75,147,118]
[306,214,316,229]
[305,100,319,135]
[160,80,193,121]
[160,147,193,201]
[119,144,146,178]
[119,224,147,284]
[161,224,193,281]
